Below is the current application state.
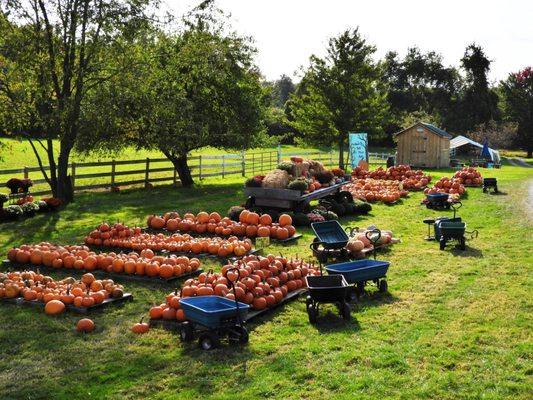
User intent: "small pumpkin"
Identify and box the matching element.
[131,317,150,334]
[76,318,95,333]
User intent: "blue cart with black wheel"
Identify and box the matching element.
[178,268,250,350]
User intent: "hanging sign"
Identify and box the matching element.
[349,133,369,170]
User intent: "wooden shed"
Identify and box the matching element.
[395,122,451,168]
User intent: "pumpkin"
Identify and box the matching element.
[257,226,270,237]
[166,219,179,231]
[45,300,65,315]
[278,214,292,227]
[346,239,364,253]
[246,212,260,225]
[149,305,163,319]
[76,318,95,333]
[132,318,150,334]
[259,214,273,225]
[276,227,289,240]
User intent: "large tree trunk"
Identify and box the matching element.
[164,151,194,188]
[55,142,74,203]
[527,149,532,158]
[338,135,345,170]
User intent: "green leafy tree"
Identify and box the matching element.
[458,44,500,131]
[288,28,388,169]
[0,0,155,203]
[500,67,533,157]
[80,4,266,187]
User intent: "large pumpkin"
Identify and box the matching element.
[45,300,65,315]
[76,318,95,333]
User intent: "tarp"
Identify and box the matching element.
[450,135,500,163]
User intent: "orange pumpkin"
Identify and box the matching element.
[257,226,270,237]
[132,318,150,334]
[278,214,292,227]
[45,300,65,315]
[259,214,272,225]
[76,318,95,333]
[246,212,260,225]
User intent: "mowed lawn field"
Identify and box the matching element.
[0,144,532,399]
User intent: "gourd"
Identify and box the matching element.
[287,179,308,191]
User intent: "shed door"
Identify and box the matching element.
[412,128,427,166]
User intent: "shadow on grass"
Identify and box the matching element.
[450,246,483,258]
[488,191,508,196]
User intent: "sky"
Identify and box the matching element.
[165,0,533,83]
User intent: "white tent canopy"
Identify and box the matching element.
[449,135,500,163]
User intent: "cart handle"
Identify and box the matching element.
[309,240,326,252]
[224,267,244,327]
[466,229,479,239]
[450,201,462,218]
[365,228,381,260]
[345,226,360,237]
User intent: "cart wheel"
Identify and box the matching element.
[306,296,313,309]
[439,238,446,250]
[459,237,466,251]
[179,321,194,342]
[307,304,318,324]
[426,203,432,209]
[483,187,487,193]
[199,332,220,350]
[356,282,365,297]
[341,302,351,320]
[378,280,388,293]
[228,325,249,344]
[445,203,451,209]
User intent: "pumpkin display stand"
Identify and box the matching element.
[2,259,203,285]
[18,293,133,314]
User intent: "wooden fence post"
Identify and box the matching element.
[198,155,202,180]
[252,153,255,175]
[110,160,116,190]
[260,152,264,173]
[241,151,246,177]
[144,158,150,188]
[277,144,281,164]
[23,166,29,180]
[222,155,225,178]
[330,150,333,167]
[71,163,76,190]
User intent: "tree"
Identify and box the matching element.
[288,28,388,169]
[79,4,266,187]
[500,67,533,157]
[382,48,460,137]
[0,0,155,203]
[271,75,295,108]
[458,44,500,131]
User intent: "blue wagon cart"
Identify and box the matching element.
[178,268,250,350]
[309,220,353,263]
[325,229,391,297]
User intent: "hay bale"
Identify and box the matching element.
[262,169,290,189]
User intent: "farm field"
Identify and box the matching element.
[0,163,531,399]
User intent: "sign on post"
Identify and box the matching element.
[349,133,369,170]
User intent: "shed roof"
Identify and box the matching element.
[395,122,452,139]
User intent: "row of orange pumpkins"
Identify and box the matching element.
[148,254,321,321]
[6,243,201,279]
[146,210,296,240]
[0,270,125,313]
[351,165,432,190]
[343,179,409,203]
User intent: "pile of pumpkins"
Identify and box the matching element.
[6,243,201,279]
[84,222,142,246]
[148,254,321,321]
[351,165,431,190]
[0,270,125,314]
[343,179,408,203]
[423,176,466,202]
[453,167,482,186]
[146,210,297,240]
[345,228,398,258]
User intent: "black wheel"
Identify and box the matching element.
[426,203,432,209]
[245,196,255,210]
[179,321,194,342]
[198,332,220,350]
[228,325,249,344]
[439,238,446,250]
[336,190,353,204]
[306,296,313,309]
[459,237,466,250]
[341,302,351,320]
[378,279,388,293]
[445,203,451,209]
[307,304,318,324]
[483,187,487,193]
[356,282,365,297]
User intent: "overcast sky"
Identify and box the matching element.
[165,0,533,83]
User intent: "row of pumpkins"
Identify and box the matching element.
[343,179,409,203]
[7,243,201,279]
[85,220,255,257]
[0,269,137,334]
[149,254,320,322]
[351,165,432,190]
[147,210,297,240]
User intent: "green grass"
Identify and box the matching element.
[0,162,531,399]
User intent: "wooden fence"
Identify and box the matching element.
[0,150,391,197]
